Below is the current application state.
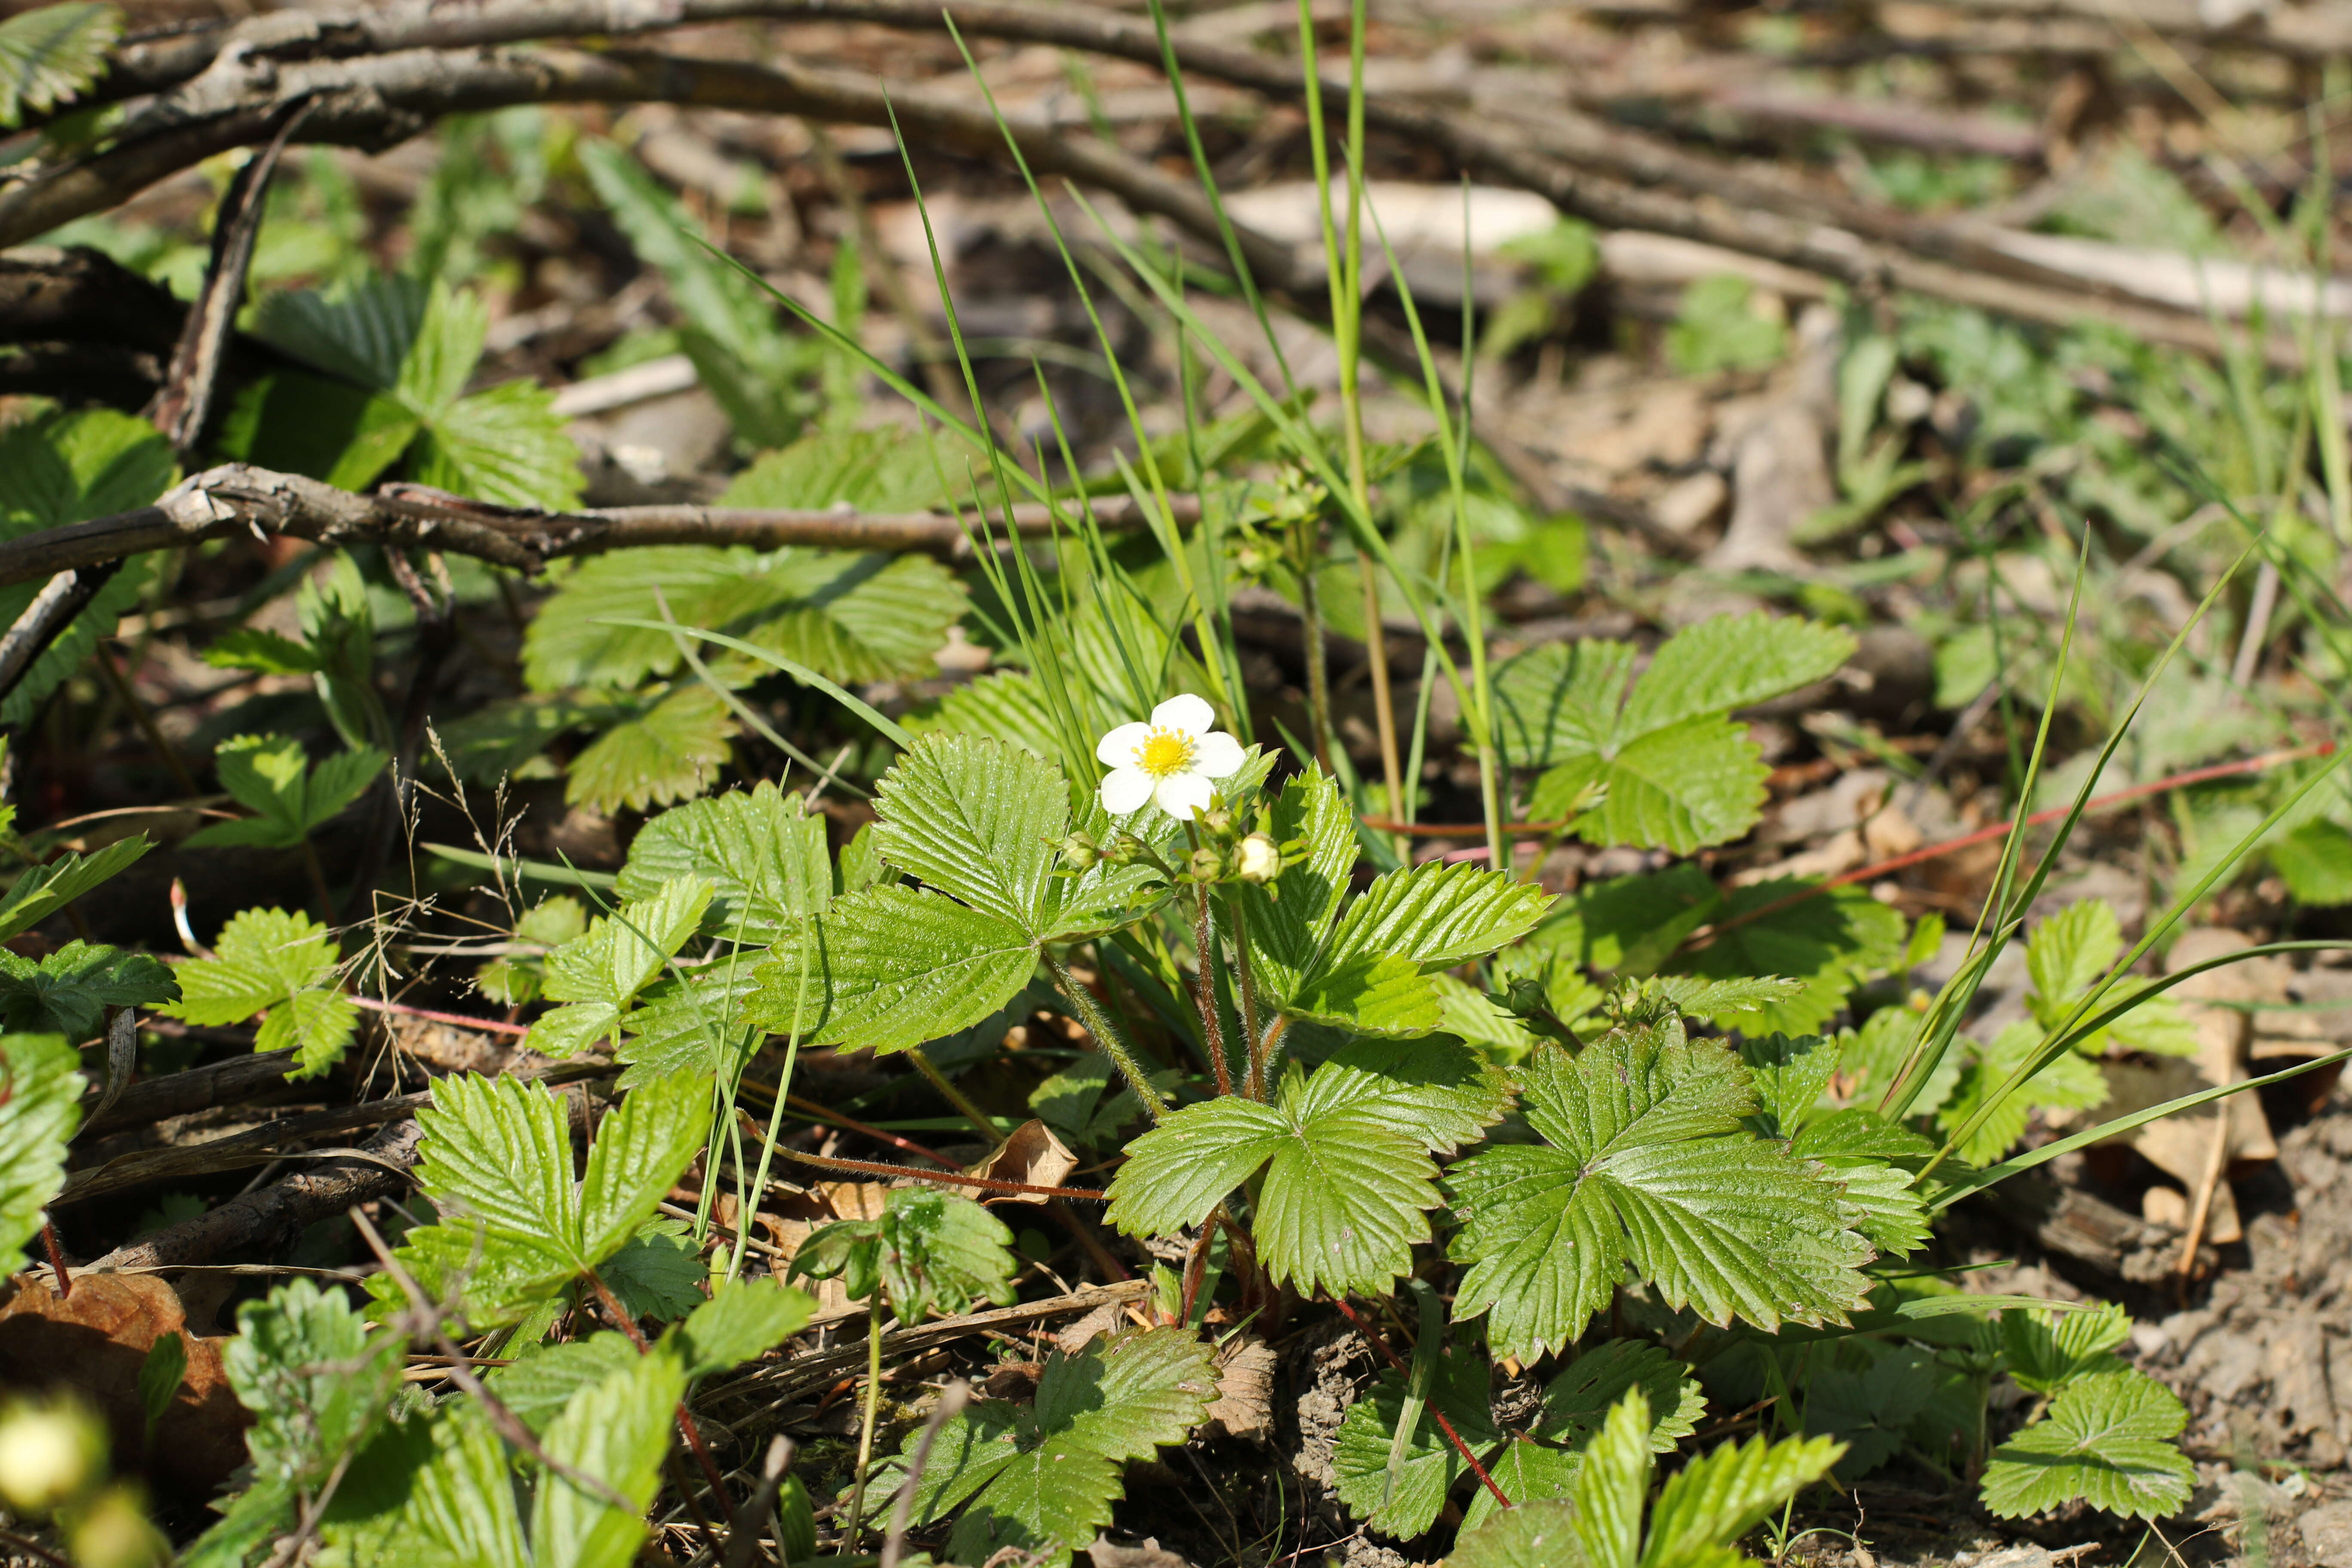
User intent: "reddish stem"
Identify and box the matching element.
[736,1112,1108,1200]
[781,1093,961,1169]
[350,994,532,1036]
[41,1222,70,1299]
[1328,1295,1510,1510]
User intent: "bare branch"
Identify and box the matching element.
[0,462,1197,590]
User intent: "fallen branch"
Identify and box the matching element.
[0,462,1197,589]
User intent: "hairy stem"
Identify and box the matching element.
[846,1312,884,1547]
[1223,886,1265,1099]
[1044,949,1169,1121]
[1182,832,1233,1096]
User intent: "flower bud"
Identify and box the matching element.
[1187,847,1225,883]
[1235,833,1282,885]
[67,1485,167,1568]
[1057,830,1100,870]
[0,1396,104,1516]
[1103,833,1152,867]
[1199,805,1236,836]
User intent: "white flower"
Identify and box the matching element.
[1235,832,1282,884]
[1095,693,1245,821]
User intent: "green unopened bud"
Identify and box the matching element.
[0,1396,105,1516]
[1103,833,1152,867]
[1199,805,1236,836]
[1235,833,1282,885]
[1187,847,1225,883]
[1057,830,1101,870]
[67,1485,167,1568]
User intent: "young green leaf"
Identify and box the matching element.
[530,1349,688,1568]
[184,734,388,850]
[0,940,175,1037]
[487,1334,644,1431]
[1641,1415,1845,1568]
[1448,1024,1875,1362]
[0,1031,79,1275]
[525,874,713,1057]
[1672,879,1908,1035]
[673,1276,815,1378]
[0,835,151,942]
[874,1328,1217,1568]
[1271,860,1552,1037]
[162,907,356,1078]
[1443,1500,1586,1568]
[580,1075,717,1265]
[1108,1036,1509,1297]
[224,1279,405,1492]
[618,781,831,946]
[1461,1341,1708,1534]
[788,1186,1017,1323]
[1980,1366,2194,1521]
[875,732,1069,933]
[2001,1302,2131,1394]
[564,683,737,815]
[0,3,122,125]
[1494,614,1854,853]
[409,377,584,510]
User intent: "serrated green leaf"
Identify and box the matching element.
[1980,1367,2193,1521]
[410,378,585,509]
[0,835,151,942]
[1448,1028,1876,1362]
[1671,879,1908,1035]
[526,874,712,1057]
[1800,1342,1937,1478]
[437,690,633,786]
[789,1186,1016,1323]
[1939,1020,2109,1165]
[579,1070,713,1264]
[523,546,965,695]
[1574,1387,1653,1568]
[1736,1032,1839,1138]
[721,427,958,514]
[1655,974,1807,1026]
[0,3,120,125]
[907,670,1065,760]
[2001,1302,2131,1395]
[0,410,168,724]
[600,1219,704,1323]
[162,907,355,1079]
[204,628,321,677]
[185,734,387,850]
[1641,1424,1844,1568]
[418,1072,584,1259]
[0,940,175,1037]
[531,1348,686,1568]
[0,1032,78,1275]
[618,781,830,946]
[889,1329,1215,1568]
[487,1332,642,1431]
[1333,1351,1499,1539]
[673,1276,814,1378]
[1445,1498,1588,1568]
[2027,901,2121,1009]
[745,884,1036,1054]
[225,1279,404,1491]
[614,964,763,1087]
[873,733,1067,933]
[1283,860,1552,1036]
[1496,615,1852,853]
[1235,765,1360,1004]
[1109,1036,1507,1297]
[254,274,426,391]
[564,682,736,815]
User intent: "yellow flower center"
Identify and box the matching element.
[1134,729,1195,778]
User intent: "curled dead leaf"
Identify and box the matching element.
[964,1118,1078,1204]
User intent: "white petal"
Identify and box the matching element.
[1191,730,1246,778]
[1150,693,1216,738]
[1099,766,1155,815]
[1155,770,1214,821]
[1096,721,1152,768]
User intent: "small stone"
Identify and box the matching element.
[2299,1500,2352,1568]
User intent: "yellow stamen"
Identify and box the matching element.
[1134,729,1195,778]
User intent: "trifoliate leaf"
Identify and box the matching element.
[673,1276,815,1378]
[2026,900,2120,1009]
[619,781,831,945]
[0,940,175,1037]
[1980,1367,2193,1521]
[0,835,150,942]
[1494,614,1853,853]
[1671,879,1908,1036]
[525,874,712,1057]
[0,410,169,724]
[579,1072,714,1266]
[185,734,387,850]
[2001,1302,2131,1395]
[530,1348,688,1568]
[0,3,121,125]
[788,1186,1016,1324]
[0,1031,77,1274]
[1447,1026,1875,1362]
[600,1219,704,1323]
[521,545,964,694]
[1939,1020,2109,1165]
[564,682,736,815]
[1109,1035,1508,1297]
[162,907,355,1078]
[226,1279,404,1491]
[1333,1351,1499,1540]
[879,1329,1216,1568]
[745,885,1037,1054]
[1462,1341,1708,1534]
